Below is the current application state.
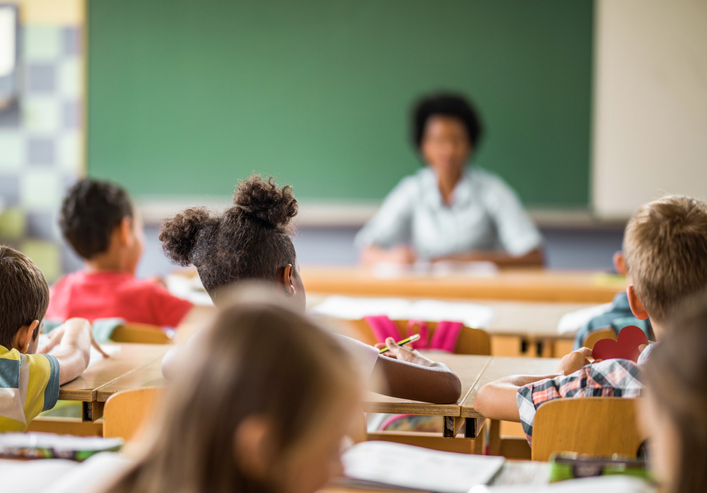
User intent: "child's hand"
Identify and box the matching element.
[377,337,436,367]
[39,321,110,358]
[557,347,593,376]
[39,325,65,354]
[387,246,417,265]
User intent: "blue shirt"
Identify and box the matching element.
[355,167,542,260]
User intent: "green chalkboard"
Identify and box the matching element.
[87,0,593,207]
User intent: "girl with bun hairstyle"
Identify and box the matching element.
[160,175,462,404]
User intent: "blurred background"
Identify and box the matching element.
[0,0,705,281]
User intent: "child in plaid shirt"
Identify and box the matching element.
[474,195,707,443]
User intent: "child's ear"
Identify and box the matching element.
[627,285,649,320]
[613,251,628,276]
[280,264,296,297]
[233,416,274,479]
[118,217,134,246]
[13,320,40,353]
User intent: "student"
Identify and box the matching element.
[159,175,462,404]
[641,293,707,493]
[355,93,543,267]
[46,179,195,328]
[473,195,707,442]
[105,297,363,493]
[572,251,652,349]
[0,246,94,432]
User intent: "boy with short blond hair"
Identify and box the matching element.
[474,195,707,442]
[0,246,94,432]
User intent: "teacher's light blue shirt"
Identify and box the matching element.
[355,167,542,260]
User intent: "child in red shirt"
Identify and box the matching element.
[47,179,193,327]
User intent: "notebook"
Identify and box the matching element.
[340,441,505,493]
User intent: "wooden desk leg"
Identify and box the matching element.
[443,416,466,438]
[473,419,487,455]
[82,401,105,422]
[488,419,502,456]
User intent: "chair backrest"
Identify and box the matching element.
[531,397,645,461]
[110,323,173,344]
[582,328,617,350]
[347,319,491,355]
[103,387,163,441]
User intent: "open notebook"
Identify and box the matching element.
[340,441,505,493]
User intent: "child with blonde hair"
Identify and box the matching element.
[474,195,707,441]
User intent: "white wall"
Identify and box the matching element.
[592,0,707,219]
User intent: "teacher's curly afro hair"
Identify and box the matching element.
[412,93,483,151]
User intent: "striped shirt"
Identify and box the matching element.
[0,345,60,432]
[516,359,644,444]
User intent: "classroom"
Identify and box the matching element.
[0,0,706,492]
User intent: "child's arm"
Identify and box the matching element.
[40,318,93,384]
[374,339,462,404]
[473,347,593,421]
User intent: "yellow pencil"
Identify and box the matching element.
[379,333,421,354]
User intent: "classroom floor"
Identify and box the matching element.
[60,225,625,279]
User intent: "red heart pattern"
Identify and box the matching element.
[592,325,649,363]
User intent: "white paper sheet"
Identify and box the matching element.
[310,296,494,329]
[342,441,505,493]
[556,303,613,335]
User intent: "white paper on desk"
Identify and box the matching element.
[342,441,504,493]
[165,274,213,306]
[38,335,121,369]
[409,300,494,329]
[469,475,655,493]
[556,303,612,335]
[310,296,494,329]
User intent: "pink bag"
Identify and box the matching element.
[363,315,462,353]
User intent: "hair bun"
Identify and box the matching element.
[233,175,298,231]
[159,207,212,266]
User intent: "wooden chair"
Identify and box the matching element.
[581,328,617,350]
[347,319,491,355]
[531,397,645,461]
[103,388,163,441]
[110,323,173,345]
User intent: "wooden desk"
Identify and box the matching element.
[96,358,165,403]
[365,354,491,435]
[59,344,170,422]
[302,266,625,303]
[308,294,593,357]
[461,357,560,419]
[365,355,560,445]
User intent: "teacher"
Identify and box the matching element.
[355,93,544,266]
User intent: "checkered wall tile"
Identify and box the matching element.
[0,25,83,281]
